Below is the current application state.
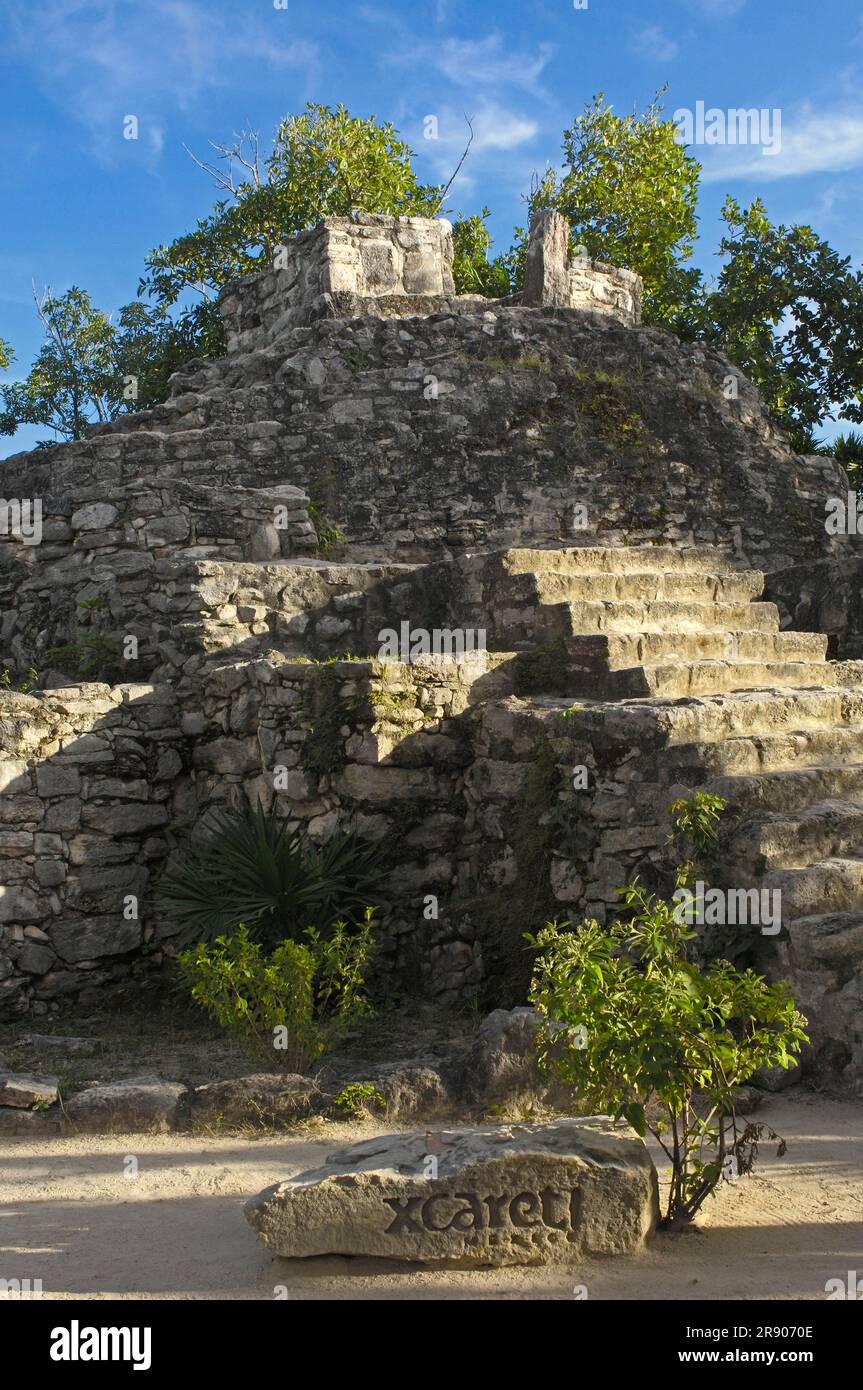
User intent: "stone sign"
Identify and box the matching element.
[245,1118,658,1266]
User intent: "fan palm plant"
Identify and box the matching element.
[157,799,385,948]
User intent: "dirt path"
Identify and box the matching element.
[1,1090,860,1300]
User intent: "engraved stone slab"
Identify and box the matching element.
[245,1118,658,1266]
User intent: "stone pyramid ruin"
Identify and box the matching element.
[1,209,862,1090]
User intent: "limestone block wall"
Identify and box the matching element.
[219,214,457,353]
[0,656,514,1018]
[0,683,188,1020]
[765,552,863,660]
[3,656,862,1086]
[0,483,314,680]
[522,210,642,326]
[0,649,718,1020]
[0,478,312,572]
[1,305,849,579]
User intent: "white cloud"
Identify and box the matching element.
[414,101,541,205]
[5,0,319,164]
[699,104,863,182]
[385,33,554,96]
[632,25,680,62]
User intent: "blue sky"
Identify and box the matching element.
[2,0,862,455]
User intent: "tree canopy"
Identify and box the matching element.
[3,97,861,456]
[526,91,703,334]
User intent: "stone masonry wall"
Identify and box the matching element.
[523,210,642,326]
[0,655,516,1018]
[0,683,186,1020]
[0,482,314,680]
[219,214,458,353]
[0,312,848,575]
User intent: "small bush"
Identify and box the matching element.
[527,868,808,1229]
[331,1082,386,1119]
[668,790,728,878]
[177,909,377,1068]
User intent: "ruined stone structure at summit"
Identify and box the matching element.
[1,212,862,1091]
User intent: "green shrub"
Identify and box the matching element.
[527,868,808,1229]
[331,1082,386,1119]
[668,790,728,864]
[177,909,377,1067]
[157,799,384,948]
[0,665,39,693]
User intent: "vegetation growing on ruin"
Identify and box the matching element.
[46,633,123,682]
[307,500,347,553]
[0,664,39,693]
[570,368,650,449]
[301,664,360,776]
[668,790,729,875]
[513,639,571,696]
[341,346,371,376]
[157,799,384,948]
[466,731,584,1004]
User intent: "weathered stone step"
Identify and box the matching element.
[763,858,863,922]
[784,910,863,972]
[651,688,863,745]
[708,764,863,817]
[726,800,863,872]
[609,659,837,699]
[504,545,741,576]
[663,726,863,780]
[571,629,827,670]
[531,569,764,605]
[538,597,781,637]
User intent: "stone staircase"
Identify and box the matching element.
[483,545,863,1084]
[494,545,832,698]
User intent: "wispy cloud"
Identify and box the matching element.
[376,21,555,208]
[409,101,542,207]
[631,25,679,63]
[700,103,863,181]
[5,0,319,165]
[385,32,554,96]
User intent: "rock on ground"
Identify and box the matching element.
[0,1072,59,1108]
[245,1117,658,1267]
[189,1074,317,1129]
[63,1075,187,1134]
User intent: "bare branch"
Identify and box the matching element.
[182,143,238,195]
[432,115,475,215]
[183,127,264,199]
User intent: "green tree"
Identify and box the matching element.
[140,104,444,316]
[0,286,201,443]
[705,197,863,451]
[0,337,12,371]
[834,431,863,494]
[521,92,703,331]
[1,286,117,441]
[451,208,511,298]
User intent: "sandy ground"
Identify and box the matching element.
[1,1090,860,1301]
